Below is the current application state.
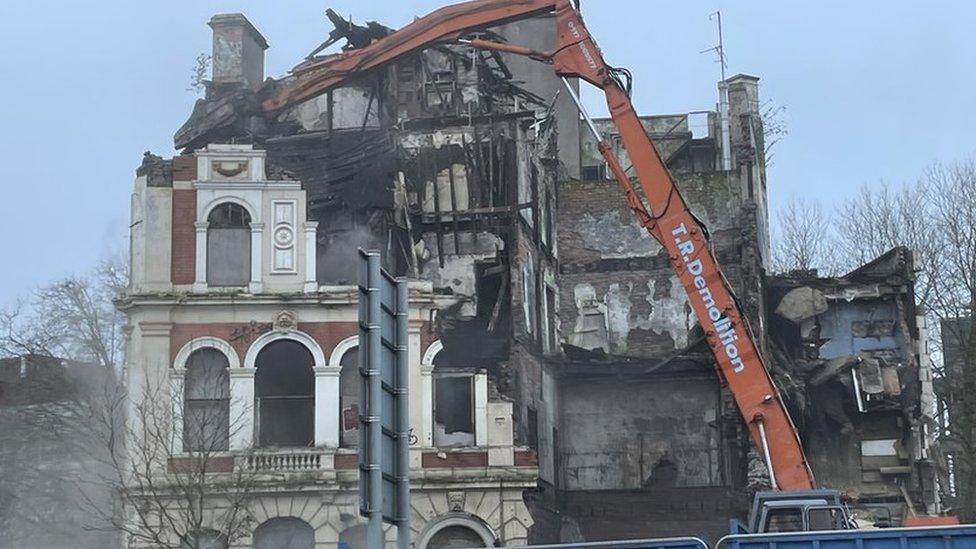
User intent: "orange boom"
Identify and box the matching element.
[266,0,815,491]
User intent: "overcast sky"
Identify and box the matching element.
[1,0,974,306]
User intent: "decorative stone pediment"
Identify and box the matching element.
[188,143,316,295]
[195,144,266,182]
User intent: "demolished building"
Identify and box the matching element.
[126,10,566,547]
[120,7,939,547]
[767,250,939,524]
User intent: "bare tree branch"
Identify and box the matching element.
[771,197,836,275]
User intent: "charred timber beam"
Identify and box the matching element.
[397,110,535,131]
[418,202,531,221]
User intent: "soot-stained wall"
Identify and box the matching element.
[558,370,723,490]
[557,171,748,357]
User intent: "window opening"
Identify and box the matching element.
[183,348,230,452]
[255,340,315,447]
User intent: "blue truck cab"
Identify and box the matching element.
[742,489,852,534]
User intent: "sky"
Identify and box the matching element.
[1,0,974,306]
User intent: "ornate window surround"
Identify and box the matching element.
[422,340,488,448]
[170,336,239,454]
[193,195,263,294]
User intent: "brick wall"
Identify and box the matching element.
[557,175,750,360]
[172,155,197,182]
[170,320,432,366]
[171,189,197,284]
[170,321,358,365]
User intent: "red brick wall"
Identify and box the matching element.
[170,320,434,366]
[514,449,538,466]
[421,451,488,468]
[334,453,358,470]
[556,177,749,359]
[338,451,506,469]
[172,155,197,182]
[171,189,197,284]
[170,321,359,366]
[298,322,360,361]
[420,321,436,355]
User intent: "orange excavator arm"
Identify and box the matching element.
[266,0,814,491]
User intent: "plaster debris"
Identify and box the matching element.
[775,286,828,322]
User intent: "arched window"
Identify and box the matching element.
[183,348,230,452]
[426,525,488,548]
[255,340,314,447]
[207,202,251,286]
[339,346,360,448]
[432,352,475,447]
[253,517,314,549]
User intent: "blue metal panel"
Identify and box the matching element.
[717,525,976,549]
[817,302,903,360]
[358,249,411,549]
[522,537,709,549]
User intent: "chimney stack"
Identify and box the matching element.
[725,74,761,149]
[208,13,268,92]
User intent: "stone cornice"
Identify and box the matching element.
[119,283,450,309]
[193,181,302,191]
[138,321,173,337]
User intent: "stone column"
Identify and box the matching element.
[408,320,425,468]
[169,369,185,454]
[315,366,340,447]
[487,401,515,467]
[474,372,488,447]
[303,221,318,293]
[420,364,434,447]
[133,322,173,467]
[249,222,264,294]
[192,221,208,293]
[229,367,255,450]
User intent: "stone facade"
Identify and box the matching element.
[123,143,536,547]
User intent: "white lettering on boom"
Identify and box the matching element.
[671,223,745,374]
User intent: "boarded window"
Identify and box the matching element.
[339,346,360,448]
[253,517,314,549]
[183,348,229,452]
[255,340,314,447]
[433,368,474,447]
[207,202,251,286]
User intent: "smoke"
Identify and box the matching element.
[0,358,117,548]
[316,222,390,285]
